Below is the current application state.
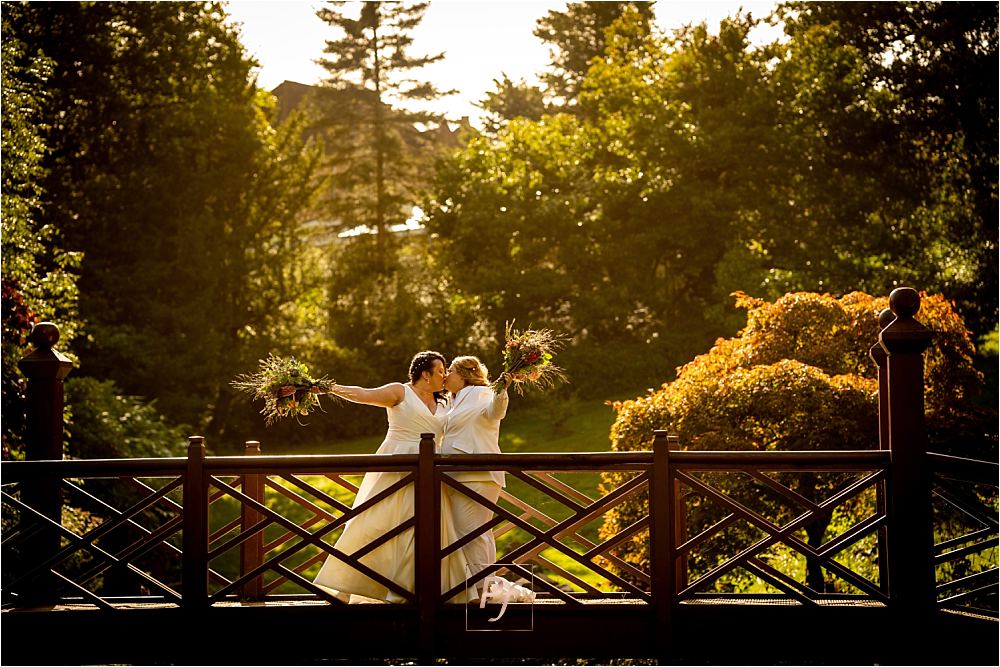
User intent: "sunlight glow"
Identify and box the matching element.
[225,1,781,127]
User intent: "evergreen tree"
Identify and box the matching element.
[476,73,549,135]
[534,1,656,106]
[314,0,453,270]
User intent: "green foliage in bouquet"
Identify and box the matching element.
[492,321,567,395]
[231,354,337,425]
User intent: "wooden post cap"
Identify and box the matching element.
[888,287,921,320]
[18,322,72,379]
[879,288,932,355]
[188,435,206,455]
[28,322,60,348]
[878,307,895,331]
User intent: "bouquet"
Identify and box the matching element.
[491,321,567,395]
[231,354,337,425]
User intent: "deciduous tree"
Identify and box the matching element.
[746,2,998,337]
[6,2,325,445]
[534,1,656,106]
[1,8,81,458]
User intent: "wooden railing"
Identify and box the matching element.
[928,452,999,617]
[0,441,658,608]
[2,288,997,624]
[666,449,892,605]
[4,441,996,616]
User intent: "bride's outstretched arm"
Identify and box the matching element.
[325,382,405,409]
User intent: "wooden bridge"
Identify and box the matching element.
[2,289,997,665]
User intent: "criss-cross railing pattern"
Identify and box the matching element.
[205,450,659,606]
[205,466,421,604]
[217,471,364,599]
[1,446,663,609]
[436,454,655,604]
[929,452,999,618]
[2,459,189,609]
[197,450,432,605]
[6,444,997,617]
[668,451,891,605]
[0,454,429,608]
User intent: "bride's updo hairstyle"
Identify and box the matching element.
[409,350,447,403]
[450,356,489,387]
[408,350,446,385]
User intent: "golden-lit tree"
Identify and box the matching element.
[601,290,991,589]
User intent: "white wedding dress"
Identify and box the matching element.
[314,384,475,603]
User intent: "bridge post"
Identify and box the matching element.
[415,433,439,659]
[667,434,686,592]
[182,435,209,608]
[869,308,894,594]
[650,430,674,657]
[240,440,264,601]
[879,288,935,619]
[17,322,73,603]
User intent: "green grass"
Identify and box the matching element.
[212,396,634,594]
[498,396,618,453]
[290,395,621,456]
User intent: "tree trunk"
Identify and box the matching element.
[805,514,831,593]
[372,17,385,272]
[800,472,830,593]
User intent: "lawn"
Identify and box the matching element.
[292,393,621,456]
[209,395,638,594]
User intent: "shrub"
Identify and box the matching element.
[65,377,188,459]
[601,290,993,584]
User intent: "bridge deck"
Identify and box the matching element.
[3,600,994,666]
[7,595,891,611]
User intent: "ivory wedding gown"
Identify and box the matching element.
[314,384,475,603]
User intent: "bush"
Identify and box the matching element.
[601,290,995,583]
[65,377,188,459]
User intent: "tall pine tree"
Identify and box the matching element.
[314,1,452,270]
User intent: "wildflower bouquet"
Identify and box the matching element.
[231,354,336,425]
[491,321,567,395]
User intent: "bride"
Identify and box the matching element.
[312,351,475,603]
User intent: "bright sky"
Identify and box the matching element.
[225,1,781,126]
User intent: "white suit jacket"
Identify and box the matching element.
[440,385,508,487]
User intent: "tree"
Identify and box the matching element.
[601,290,992,590]
[425,10,780,393]
[1,7,81,459]
[313,0,453,270]
[429,1,997,404]
[476,74,549,135]
[7,2,326,445]
[740,2,999,338]
[534,1,656,106]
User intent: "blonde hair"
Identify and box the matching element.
[449,355,489,387]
